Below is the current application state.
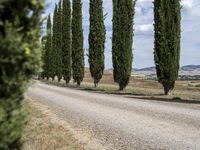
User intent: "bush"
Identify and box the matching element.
[0,0,44,149]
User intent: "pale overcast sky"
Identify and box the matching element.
[45,0,200,69]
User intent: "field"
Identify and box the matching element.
[42,68,200,102]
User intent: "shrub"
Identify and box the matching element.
[0,0,44,149]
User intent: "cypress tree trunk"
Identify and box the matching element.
[62,0,72,84]
[52,4,58,80]
[112,0,136,91]
[154,0,181,95]
[72,0,84,86]
[88,0,106,87]
[57,0,63,82]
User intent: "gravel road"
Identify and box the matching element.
[27,82,200,150]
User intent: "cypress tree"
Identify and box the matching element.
[43,14,52,80]
[112,0,136,91]
[51,4,58,80]
[72,0,84,86]
[0,1,44,148]
[88,0,106,87]
[41,36,47,79]
[154,0,181,95]
[56,0,63,82]
[62,0,72,84]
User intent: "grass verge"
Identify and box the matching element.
[22,97,84,150]
[42,79,200,103]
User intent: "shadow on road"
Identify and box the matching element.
[40,80,200,105]
[125,96,200,105]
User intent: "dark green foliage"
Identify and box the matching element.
[56,0,63,82]
[72,0,84,86]
[41,36,47,79]
[52,4,60,81]
[42,15,52,80]
[51,4,58,80]
[52,2,63,82]
[154,0,181,95]
[112,0,136,91]
[62,0,72,84]
[0,0,44,149]
[88,0,106,87]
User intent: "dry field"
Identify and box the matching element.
[44,68,200,101]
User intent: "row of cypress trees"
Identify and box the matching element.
[42,0,181,95]
[42,0,135,90]
[42,0,85,85]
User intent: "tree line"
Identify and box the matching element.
[42,0,181,95]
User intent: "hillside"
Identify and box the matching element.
[132,65,200,75]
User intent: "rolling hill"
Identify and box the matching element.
[132,65,200,75]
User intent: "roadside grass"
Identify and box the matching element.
[22,98,84,150]
[39,68,200,102]
[42,78,200,102]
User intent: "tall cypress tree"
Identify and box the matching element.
[43,14,52,80]
[88,0,106,87]
[41,36,47,79]
[154,0,181,95]
[51,4,58,80]
[72,0,84,86]
[112,0,136,91]
[56,0,63,82]
[62,0,72,84]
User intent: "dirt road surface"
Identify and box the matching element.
[27,81,200,150]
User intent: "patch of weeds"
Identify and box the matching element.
[173,97,182,100]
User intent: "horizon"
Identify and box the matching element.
[87,64,200,70]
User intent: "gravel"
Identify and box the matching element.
[28,81,200,150]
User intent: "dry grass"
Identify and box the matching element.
[22,98,84,150]
[43,69,200,101]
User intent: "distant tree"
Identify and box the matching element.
[62,0,72,84]
[42,14,52,80]
[56,0,63,82]
[72,0,84,86]
[154,0,181,95]
[112,0,136,91]
[51,4,58,80]
[88,0,106,87]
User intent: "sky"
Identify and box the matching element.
[44,0,200,69]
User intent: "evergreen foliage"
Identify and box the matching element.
[52,4,58,80]
[52,2,63,82]
[112,0,136,91]
[62,0,72,84]
[88,0,106,87]
[154,0,181,95]
[42,14,52,80]
[0,0,44,149]
[56,0,63,82]
[72,0,84,86]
